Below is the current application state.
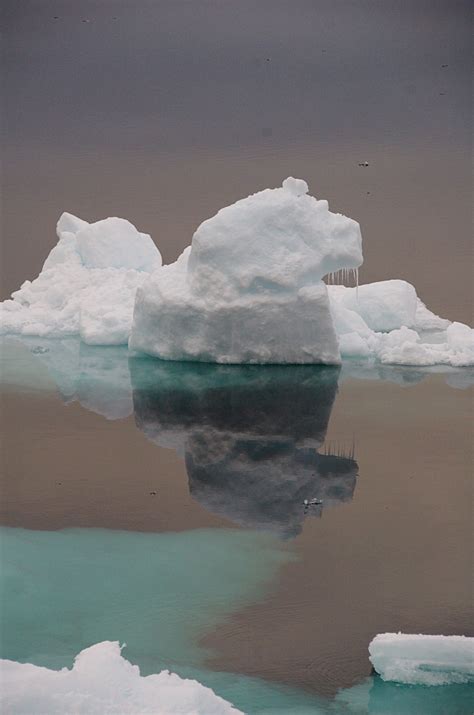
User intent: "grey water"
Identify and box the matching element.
[1,338,472,713]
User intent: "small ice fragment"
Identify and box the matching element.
[31,346,49,354]
[369,633,474,686]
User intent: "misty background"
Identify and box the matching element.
[2,0,472,322]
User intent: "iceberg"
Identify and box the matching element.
[130,178,363,364]
[369,633,474,686]
[129,179,472,367]
[1,181,472,367]
[0,213,162,345]
[0,641,242,715]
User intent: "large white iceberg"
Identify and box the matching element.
[130,178,363,364]
[0,641,242,714]
[1,181,473,367]
[1,213,162,345]
[369,633,474,686]
[129,179,472,366]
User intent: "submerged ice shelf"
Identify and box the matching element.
[1,179,473,367]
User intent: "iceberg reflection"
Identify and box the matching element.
[2,336,133,420]
[131,360,358,537]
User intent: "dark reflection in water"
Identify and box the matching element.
[131,359,358,537]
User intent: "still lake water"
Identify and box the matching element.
[1,337,472,713]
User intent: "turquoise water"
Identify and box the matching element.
[1,338,472,714]
[1,526,291,670]
[2,525,471,714]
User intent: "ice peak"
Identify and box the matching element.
[282,177,308,196]
[56,212,89,240]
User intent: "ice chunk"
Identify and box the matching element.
[76,217,161,271]
[327,281,473,367]
[0,641,243,714]
[56,211,89,239]
[130,178,363,364]
[329,280,418,332]
[369,633,474,686]
[414,298,451,331]
[1,213,162,345]
[187,178,362,299]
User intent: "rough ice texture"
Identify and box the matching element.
[369,633,474,686]
[0,212,162,345]
[330,280,418,332]
[328,281,474,367]
[130,178,363,364]
[0,641,242,715]
[1,186,473,368]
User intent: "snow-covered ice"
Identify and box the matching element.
[369,633,474,686]
[0,641,242,714]
[1,181,473,367]
[329,280,473,367]
[130,179,472,367]
[1,212,162,345]
[130,178,363,364]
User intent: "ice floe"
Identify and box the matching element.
[369,633,474,686]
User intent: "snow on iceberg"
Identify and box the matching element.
[130,178,363,364]
[1,213,162,345]
[1,181,472,368]
[369,633,474,686]
[329,280,473,367]
[0,641,243,715]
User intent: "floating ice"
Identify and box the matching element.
[0,641,242,715]
[369,633,474,686]
[1,185,472,368]
[130,178,363,364]
[328,280,473,367]
[329,280,418,332]
[0,213,162,345]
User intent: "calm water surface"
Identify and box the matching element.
[1,338,472,713]
[1,3,472,711]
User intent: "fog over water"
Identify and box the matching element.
[2,1,472,323]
